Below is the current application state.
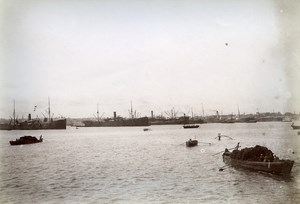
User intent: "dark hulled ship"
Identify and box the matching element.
[82,116,149,127]
[0,99,66,130]
[82,104,149,127]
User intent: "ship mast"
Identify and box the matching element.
[48,97,51,123]
[13,99,16,127]
[93,103,104,122]
[97,103,99,122]
[130,101,134,119]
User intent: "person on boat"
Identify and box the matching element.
[274,155,279,161]
[235,142,240,150]
[39,135,43,141]
[265,153,274,162]
[217,133,221,141]
[259,154,264,161]
[215,134,233,141]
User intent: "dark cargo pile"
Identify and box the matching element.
[230,145,276,162]
[19,136,39,142]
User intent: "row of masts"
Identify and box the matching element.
[8,100,286,120]
[91,102,239,120]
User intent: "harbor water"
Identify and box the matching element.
[0,122,299,203]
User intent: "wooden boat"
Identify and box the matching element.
[291,123,300,130]
[183,124,199,129]
[186,139,198,147]
[222,146,294,175]
[10,135,43,145]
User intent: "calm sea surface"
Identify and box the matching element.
[0,122,299,204]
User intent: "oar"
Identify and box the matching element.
[219,165,230,171]
[198,142,212,145]
[212,147,235,156]
[212,150,225,156]
[221,135,234,140]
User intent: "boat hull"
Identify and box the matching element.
[186,140,198,147]
[183,125,199,129]
[10,140,43,145]
[223,154,294,175]
[83,117,149,127]
[291,125,300,130]
[9,136,43,145]
[0,123,13,130]
[44,119,67,129]
[0,119,66,130]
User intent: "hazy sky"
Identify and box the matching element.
[1,0,300,118]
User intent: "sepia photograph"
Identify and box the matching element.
[0,0,299,203]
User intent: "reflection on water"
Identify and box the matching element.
[0,122,299,203]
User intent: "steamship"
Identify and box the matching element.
[82,104,149,127]
[0,99,66,130]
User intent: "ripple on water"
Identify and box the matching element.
[0,123,299,203]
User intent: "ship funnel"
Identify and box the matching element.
[114,112,117,120]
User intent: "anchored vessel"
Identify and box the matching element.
[222,145,294,175]
[83,117,149,127]
[0,99,66,130]
[17,117,66,130]
[82,103,149,127]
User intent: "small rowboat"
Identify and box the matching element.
[186,139,198,147]
[291,123,300,130]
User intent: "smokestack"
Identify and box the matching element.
[28,113,31,120]
[151,110,154,118]
[113,112,117,120]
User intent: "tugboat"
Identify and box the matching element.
[222,144,294,175]
[10,135,43,145]
[186,139,198,147]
